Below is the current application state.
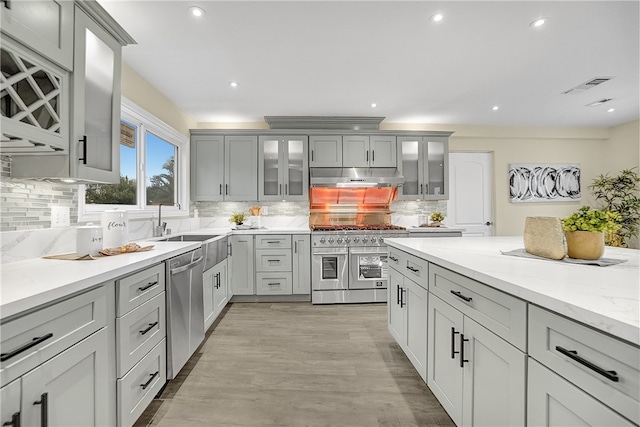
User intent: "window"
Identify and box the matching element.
[79,98,188,220]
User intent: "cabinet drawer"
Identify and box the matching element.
[0,286,107,385]
[529,305,639,424]
[430,264,526,351]
[256,272,293,295]
[388,247,403,272]
[116,263,165,316]
[255,249,292,272]
[116,293,166,378]
[117,338,166,427]
[397,250,429,286]
[255,235,291,249]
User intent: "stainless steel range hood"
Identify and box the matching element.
[310,167,404,187]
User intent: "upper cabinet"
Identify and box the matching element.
[397,136,449,200]
[309,135,342,167]
[258,135,308,201]
[190,134,258,201]
[0,0,74,70]
[343,135,396,167]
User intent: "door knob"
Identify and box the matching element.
[485,221,493,226]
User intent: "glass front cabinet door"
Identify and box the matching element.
[397,136,449,200]
[259,135,309,201]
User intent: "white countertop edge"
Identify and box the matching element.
[386,237,640,347]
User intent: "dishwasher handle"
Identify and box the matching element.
[170,256,204,275]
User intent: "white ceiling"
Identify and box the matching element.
[99,1,639,128]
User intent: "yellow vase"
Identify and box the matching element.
[565,231,605,260]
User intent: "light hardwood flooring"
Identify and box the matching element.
[135,302,455,427]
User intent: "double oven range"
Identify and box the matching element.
[311,225,408,304]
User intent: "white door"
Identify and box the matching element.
[448,152,494,236]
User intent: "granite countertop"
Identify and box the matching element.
[0,241,200,321]
[385,236,640,346]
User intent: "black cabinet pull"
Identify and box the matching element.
[389,256,398,262]
[396,284,401,305]
[139,322,159,335]
[2,412,20,427]
[138,281,158,292]
[451,327,460,359]
[285,183,288,195]
[555,346,619,382]
[2,0,11,10]
[33,393,47,427]
[140,371,159,390]
[267,282,281,286]
[400,288,406,308]
[311,150,314,161]
[78,136,87,164]
[420,184,423,195]
[450,290,472,302]
[406,265,419,273]
[225,184,228,195]
[216,272,221,289]
[460,334,469,367]
[267,259,280,263]
[372,150,375,163]
[219,184,222,195]
[294,241,298,253]
[366,151,369,162]
[279,184,282,195]
[1,333,54,362]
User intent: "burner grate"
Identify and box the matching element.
[311,224,406,231]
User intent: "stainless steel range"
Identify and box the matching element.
[311,225,408,304]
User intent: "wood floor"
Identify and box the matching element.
[135,302,455,427]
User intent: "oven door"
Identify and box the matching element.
[349,247,388,290]
[312,247,348,290]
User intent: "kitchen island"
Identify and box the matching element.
[385,235,639,427]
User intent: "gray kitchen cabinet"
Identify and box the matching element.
[427,266,527,427]
[0,37,70,154]
[204,259,228,330]
[292,235,311,295]
[191,135,224,201]
[255,235,292,295]
[190,135,258,201]
[343,135,396,167]
[387,265,428,382]
[258,135,309,201]
[230,235,255,295]
[309,135,342,167]
[0,0,74,70]
[397,136,449,200]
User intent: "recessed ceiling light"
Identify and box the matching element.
[492,106,499,111]
[371,103,377,108]
[431,13,444,22]
[229,81,239,88]
[188,6,205,17]
[530,17,547,28]
[608,108,616,113]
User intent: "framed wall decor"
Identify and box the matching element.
[509,163,581,203]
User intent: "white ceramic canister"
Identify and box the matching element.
[101,209,129,248]
[76,224,103,256]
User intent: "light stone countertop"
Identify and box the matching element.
[385,236,640,346]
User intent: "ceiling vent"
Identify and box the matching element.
[586,98,614,107]
[562,77,613,94]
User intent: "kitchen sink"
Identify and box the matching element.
[157,234,228,271]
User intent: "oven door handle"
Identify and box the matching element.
[349,249,387,255]
[313,250,348,255]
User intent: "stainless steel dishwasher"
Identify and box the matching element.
[165,248,204,379]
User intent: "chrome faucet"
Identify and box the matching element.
[153,202,181,237]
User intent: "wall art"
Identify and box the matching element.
[509,163,581,202]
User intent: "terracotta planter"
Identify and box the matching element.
[565,231,605,260]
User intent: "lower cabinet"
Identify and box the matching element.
[230,235,255,295]
[428,294,526,426]
[528,358,635,427]
[292,234,311,295]
[19,328,109,427]
[387,267,428,382]
[204,259,228,330]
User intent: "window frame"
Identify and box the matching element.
[78,97,189,222]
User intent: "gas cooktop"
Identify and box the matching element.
[311,224,406,232]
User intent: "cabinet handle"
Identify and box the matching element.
[396,284,401,305]
[450,290,472,302]
[285,184,288,195]
[451,327,460,359]
[225,184,228,195]
[140,371,160,390]
[425,183,429,194]
[372,150,375,163]
[2,0,11,10]
[406,265,419,273]
[229,243,232,257]
[1,333,54,362]
[138,281,158,292]
[33,393,48,427]
[460,334,469,367]
[400,288,406,308]
[219,184,222,195]
[139,322,159,335]
[555,346,619,382]
[420,184,423,195]
[267,282,281,286]
[266,241,280,244]
[389,256,398,262]
[366,151,369,162]
[78,136,87,164]
[215,272,221,289]
[294,241,298,253]
[2,412,20,427]
[279,184,282,195]
[267,259,280,263]
[311,150,314,161]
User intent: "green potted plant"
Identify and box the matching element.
[589,168,640,247]
[430,211,445,226]
[229,212,246,227]
[561,206,621,259]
